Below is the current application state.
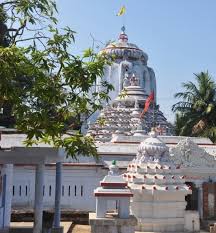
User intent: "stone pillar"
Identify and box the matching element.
[119,198,130,218]
[33,163,45,233]
[198,185,203,219]
[194,181,203,219]
[3,164,13,228]
[96,197,107,218]
[53,162,63,233]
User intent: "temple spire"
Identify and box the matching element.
[121,25,126,34]
[118,26,128,42]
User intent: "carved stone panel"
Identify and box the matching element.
[170,139,216,168]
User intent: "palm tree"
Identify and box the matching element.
[172,71,216,142]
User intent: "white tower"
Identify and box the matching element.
[98,26,156,103]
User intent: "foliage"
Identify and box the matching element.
[0,0,114,158]
[97,117,106,127]
[118,88,128,99]
[172,72,216,142]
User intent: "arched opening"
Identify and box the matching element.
[185,182,198,210]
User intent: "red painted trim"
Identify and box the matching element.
[100,182,127,187]
[102,167,126,170]
[94,193,133,197]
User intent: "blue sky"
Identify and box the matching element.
[56,0,216,122]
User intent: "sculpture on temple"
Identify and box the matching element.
[121,60,133,89]
[129,73,139,86]
[123,71,130,87]
[170,138,216,168]
[134,99,139,109]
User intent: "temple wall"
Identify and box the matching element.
[9,137,216,220]
[10,164,216,218]
[12,166,105,211]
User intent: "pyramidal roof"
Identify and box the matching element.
[87,82,173,143]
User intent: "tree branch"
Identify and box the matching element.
[0,1,17,7]
[11,20,27,44]
[15,36,49,43]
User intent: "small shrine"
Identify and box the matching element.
[89,160,137,233]
[124,130,198,232]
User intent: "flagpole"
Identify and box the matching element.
[116,5,126,35]
[123,6,126,28]
[153,101,158,129]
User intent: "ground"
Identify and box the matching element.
[10,222,91,233]
[10,222,210,233]
[69,224,90,233]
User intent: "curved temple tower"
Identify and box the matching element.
[98,26,156,103]
[88,27,173,136]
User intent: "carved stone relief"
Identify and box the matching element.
[170,138,216,168]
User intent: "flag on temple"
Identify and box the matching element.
[140,91,154,118]
[117,6,126,16]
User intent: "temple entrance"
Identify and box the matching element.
[185,182,198,211]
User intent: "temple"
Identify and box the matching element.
[89,27,173,136]
[0,29,216,231]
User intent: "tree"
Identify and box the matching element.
[0,0,113,157]
[172,71,216,142]
[0,4,14,126]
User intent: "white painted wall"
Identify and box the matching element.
[12,166,105,211]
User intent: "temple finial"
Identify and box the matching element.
[119,26,128,42]
[112,160,116,165]
[121,25,126,34]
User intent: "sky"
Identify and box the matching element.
[56,0,216,122]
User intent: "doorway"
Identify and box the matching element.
[185,182,198,211]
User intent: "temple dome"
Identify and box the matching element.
[100,27,148,63]
[138,130,168,158]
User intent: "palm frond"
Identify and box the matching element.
[182,81,200,98]
[173,71,216,141]
[172,101,192,112]
[174,91,196,103]
[201,126,216,143]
